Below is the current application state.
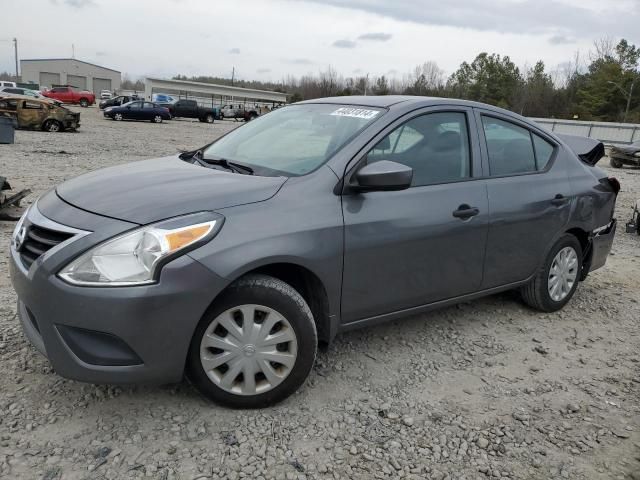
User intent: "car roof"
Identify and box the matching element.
[298,95,533,124]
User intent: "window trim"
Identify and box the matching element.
[342,107,480,192]
[476,110,559,179]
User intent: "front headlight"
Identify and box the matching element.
[59,212,223,286]
[634,152,640,158]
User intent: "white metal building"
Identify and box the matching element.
[144,77,288,107]
[20,58,121,94]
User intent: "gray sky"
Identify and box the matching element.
[0,0,638,82]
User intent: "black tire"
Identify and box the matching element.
[205,114,214,123]
[79,98,89,108]
[42,119,62,132]
[610,156,623,168]
[520,234,583,312]
[186,274,317,408]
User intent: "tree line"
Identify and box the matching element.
[173,38,640,123]
[2,37,637,122]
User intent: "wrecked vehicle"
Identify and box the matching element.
[626,200,640,234]
[610,140,640,168]
[0,96,80,132]
[10,96,619,408]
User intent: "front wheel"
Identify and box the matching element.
[79,98,89,108]
[186,274,317,408]
[113,113,123,121]
[42,119,62,132]
[610,157,623,168]
[205,114,214,123]
[520,234,583,312]
[152,115,163,123]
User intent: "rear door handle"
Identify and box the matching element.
[453,204,480,219]
[551,194,569,206]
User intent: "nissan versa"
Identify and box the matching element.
[10,96,619,408]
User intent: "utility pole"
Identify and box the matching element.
[13,38,18,82]
[608,76,637,123]
[72,43,75,59]
[231,67,235,86]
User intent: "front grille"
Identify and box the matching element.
[20,223,74,269]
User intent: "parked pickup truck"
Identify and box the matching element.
[168,99,220,123]
[42,86,95,107]
[221,104,260,121]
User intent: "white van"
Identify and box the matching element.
[0,81,17,88]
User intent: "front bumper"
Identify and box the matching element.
[10,196,226,385]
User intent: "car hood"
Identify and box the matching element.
[56,156,287,224]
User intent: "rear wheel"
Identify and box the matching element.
[186,274,317,408]
[42,119,62,132]
[610,156,623,168]
[79,98,89,108]
[521,234,582,312]
[205,114,214,123]
[152,115,163,123]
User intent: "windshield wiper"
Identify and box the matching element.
[200,154,254,175]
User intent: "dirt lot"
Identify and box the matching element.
[0,107,639,480]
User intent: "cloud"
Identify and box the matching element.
[228,48,241,54]
[387,69,398,75]
[353,68,363,73]
[256,68,271,74]
[95,51,107,57]
[332,39,357,48]
[548,35,575,45]
[358,32,392,41]
[301,0,638,39]
[50,0,96,7]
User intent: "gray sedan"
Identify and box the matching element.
[10,96,618,408]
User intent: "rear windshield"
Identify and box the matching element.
[203,104,384,176]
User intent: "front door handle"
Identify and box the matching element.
[453,204,480,219]
[551,194,569,206]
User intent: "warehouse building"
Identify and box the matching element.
[144,77,288,107]
[20,58,121,94]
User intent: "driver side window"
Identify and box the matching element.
[366,111,471,187]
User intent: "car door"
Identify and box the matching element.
[21,100,47,128]
[341,107,489,324]
[475,110,571,288]
[125,102,142,120]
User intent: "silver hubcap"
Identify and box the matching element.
[154,116,162,122]
[548,246,578,302]
[114,114,122,120]
[199,304,298,396]
[47,122,59,132]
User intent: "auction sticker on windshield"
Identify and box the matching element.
[330,107,380,120]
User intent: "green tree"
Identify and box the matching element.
[373,75,390,95]
[447,53,523,109]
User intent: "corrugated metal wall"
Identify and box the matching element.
[531,118,640,145]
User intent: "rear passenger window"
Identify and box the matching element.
[482,117,536,176]
[482,116,556,175]
[532,133,554,169]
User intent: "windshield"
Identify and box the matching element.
[203,104,384,176]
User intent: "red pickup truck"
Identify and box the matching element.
[42,86,96,107]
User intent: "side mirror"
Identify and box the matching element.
[353,160,413,192]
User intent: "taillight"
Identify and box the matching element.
[608,177,621,194]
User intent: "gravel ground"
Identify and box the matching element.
[0,107,639,480]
